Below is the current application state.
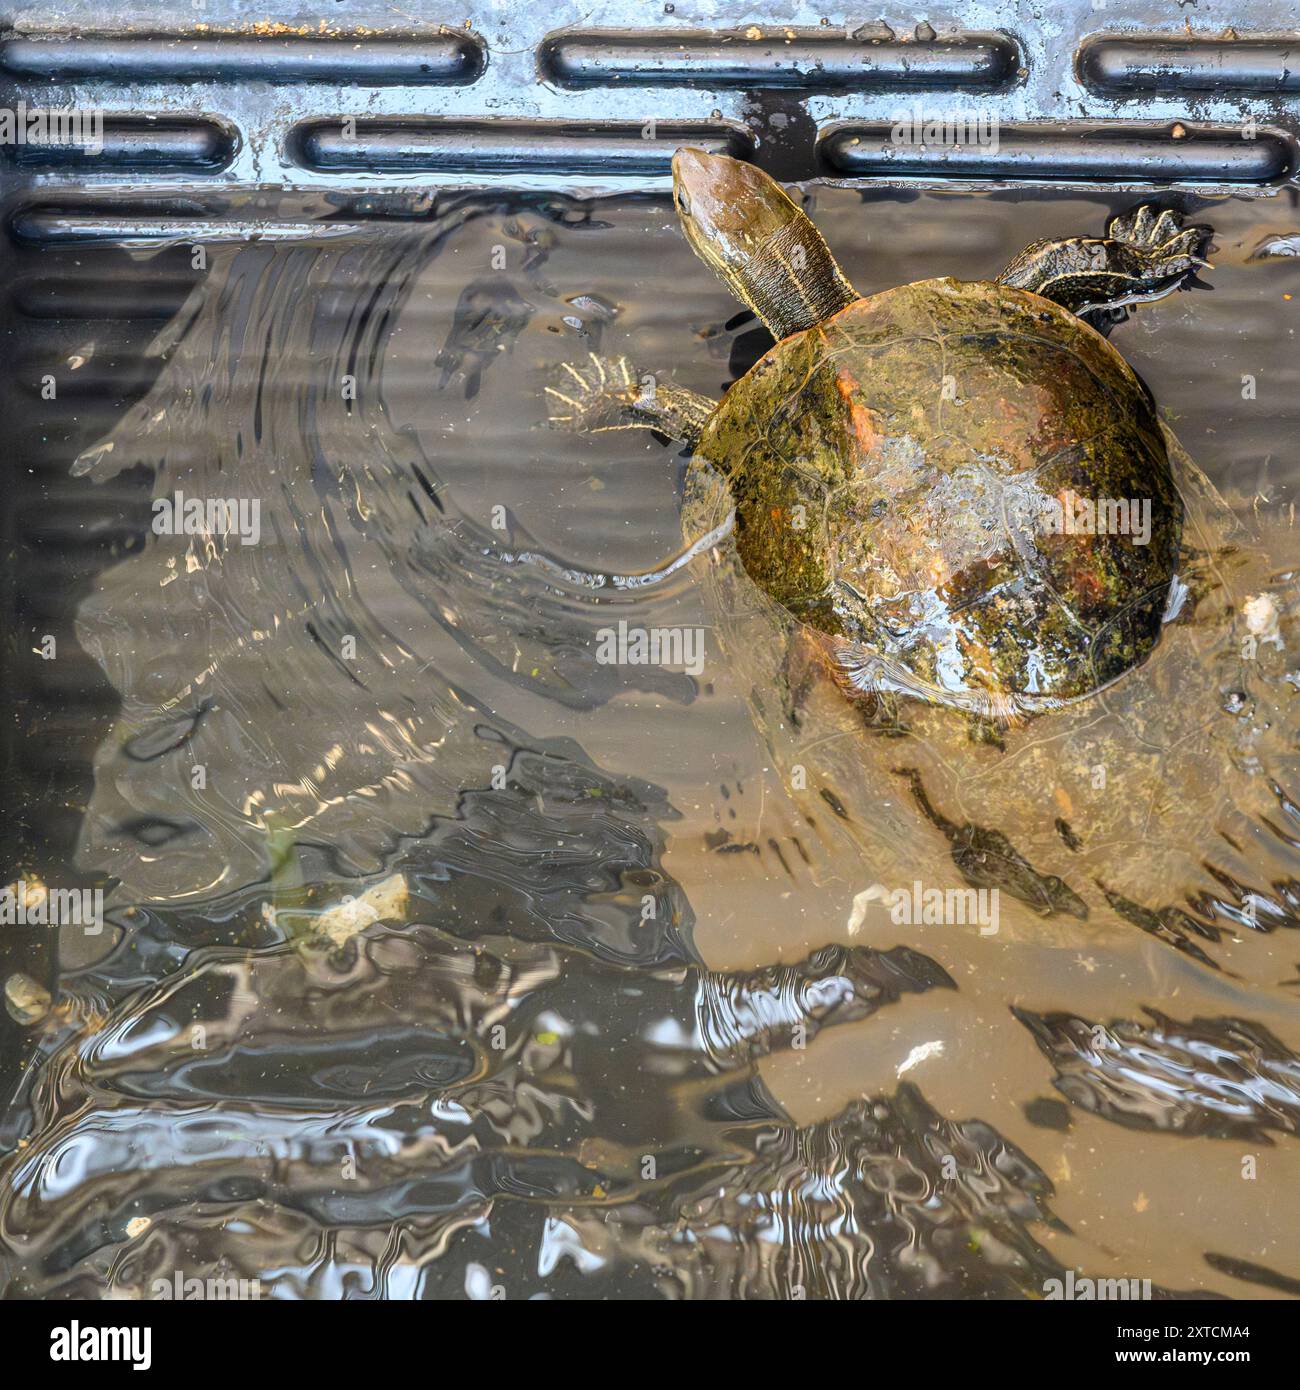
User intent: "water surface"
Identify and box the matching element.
[2,185,1298,1298]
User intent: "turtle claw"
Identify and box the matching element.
[545,354,716,449]
[1106,205,1212,282]
[545,353,646,432]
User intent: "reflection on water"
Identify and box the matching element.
[1,188,1298,1298]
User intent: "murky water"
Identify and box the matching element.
[2,185,1298,1298]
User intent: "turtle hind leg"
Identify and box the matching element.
[545,352,714,451]
[835,641,1032,729]
[997,205,1211,317]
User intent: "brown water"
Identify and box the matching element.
[1,185,1298,1298]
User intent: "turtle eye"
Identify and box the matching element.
[676,188,692,217]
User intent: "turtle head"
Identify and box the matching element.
[672,149,793,276]
[671,148,856,340]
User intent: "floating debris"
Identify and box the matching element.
[5,973,52,1026]
[1244,592,1283,648]
[3,878,48,917]
[1249,234,1300,260]
[897,1039,945,1076]
[846,881,890,935]
[264,872,410,949]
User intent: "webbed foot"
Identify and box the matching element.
[1105,204,1210,284]
[998,205,1212,317]
[545,352,714,450]
[545,353,647,432]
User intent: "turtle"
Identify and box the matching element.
[545,151,1300,962]
[547,148,1213,725]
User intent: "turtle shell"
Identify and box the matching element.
[681,412,1293,956]
[695,277,1183,710]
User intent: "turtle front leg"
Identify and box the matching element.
[997,205,1211,316]
[546,353,714,452]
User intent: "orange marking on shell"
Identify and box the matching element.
[835,367,881,455]
[1074,567,1105,602]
